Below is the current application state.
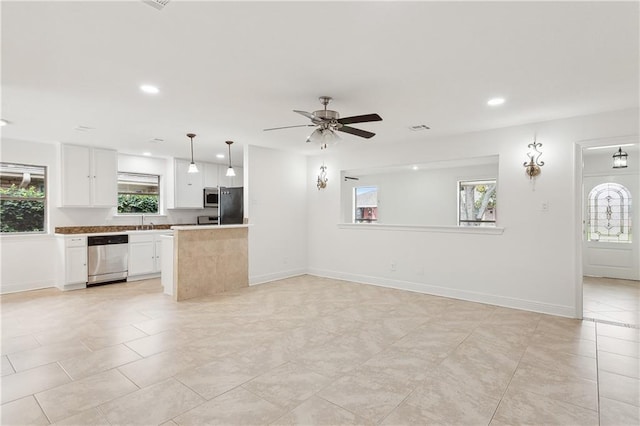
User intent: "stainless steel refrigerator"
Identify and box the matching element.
[219,187,244,225]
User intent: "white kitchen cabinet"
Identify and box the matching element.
[204,163,219,188]
[174,159,204,208]
[128,232,166,280]
[57,235,88,291]
[60,144,117,207]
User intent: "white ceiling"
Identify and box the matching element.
[1,1,638,164]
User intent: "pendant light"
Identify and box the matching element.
[612,147,628,169]
[225,141,236,177]
[186,133,198,173]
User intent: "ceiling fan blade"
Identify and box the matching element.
[293,110,318,121]
[337,113,382,125]
[263,124,315,131]
[337,126,376,139]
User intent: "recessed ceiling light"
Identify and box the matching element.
[412,165,419,170]
[0,119,9,126]
[143,152,152,156]
[216,154,225,159]
[487,97,505,106]
[140,84,159,94]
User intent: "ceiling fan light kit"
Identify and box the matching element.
[264,96,382,149]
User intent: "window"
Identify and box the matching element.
[354,186,378,223]
[458,180,496,226]
[0,162,47,233]
[587,182,632,242]
[117,172,160,214]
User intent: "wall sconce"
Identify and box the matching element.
[524,138,544,179]
[612,147,628,169]
[317,163,328,190]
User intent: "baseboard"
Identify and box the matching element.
[307,268,577,318]
[0,279,57,295]
[249,269,307,286]
[127,273,161,282]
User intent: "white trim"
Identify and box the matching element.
[307,268,577,318]
[337,223,504,235]
[127,273,160,282]
[249,269,306,286]
[1,280,57,294]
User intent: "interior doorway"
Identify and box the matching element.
[580,141,639,326]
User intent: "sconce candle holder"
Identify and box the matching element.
[524,139,544,179]
[317,163,328,190]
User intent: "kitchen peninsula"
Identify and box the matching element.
[164,224,249,301]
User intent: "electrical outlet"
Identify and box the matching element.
[390,261,397,272]
[541,201,549,212]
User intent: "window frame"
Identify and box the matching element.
[0,162,48,235]
[586,182,632,243]
[457,179,497,227]
[116,172,161,215]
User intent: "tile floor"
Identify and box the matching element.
[1,275,639,425]
[583,276,640,327]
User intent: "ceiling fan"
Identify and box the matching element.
[264,96,382,148]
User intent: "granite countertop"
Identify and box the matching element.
[171,224,250,231]
[54,224,188,234]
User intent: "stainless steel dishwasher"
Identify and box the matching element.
[87,234,129,285]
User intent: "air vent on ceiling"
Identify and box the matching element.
[142,0,170,11]
[149,138,165,143]
[74,125,95,132]
[408,125,431,131]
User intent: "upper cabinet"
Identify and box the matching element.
[173,159,204,209]
[203,163,219,188]
[60,144,117,207]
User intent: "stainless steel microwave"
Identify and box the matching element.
[203,187,219,208]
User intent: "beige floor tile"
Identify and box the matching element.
[599,396,640,426]
[527,332,596,358]
[0,396,49,426]
[493,387,599,426]
[175,356,262,400]
[118,349,209,388]
[52,408,110,425]
[598,370,640,407]
[293,339,372,379]
[100,378,204,425]
[536,316,596,341]
[59,344,141,380]
[242,362,332,410]
[1,362,71,404]
[598,350,639,379]
[400,369,500,425]
[7,340,91,372]
[35,369,138,422]
[390,326,469,362]
[1,334,40,356]
[81,325,149,351]
[508,364,598,410]
[354,347,437,388]
[519,345,597,380]
[124,330,193,358]
[317,369,414,423]
[1,355,15,377]
[174,387,285,425]
[597,323,640,342]
[159,421,179,426]
[597,335,640,357]
[272,396,372,426]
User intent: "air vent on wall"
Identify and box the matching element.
[142,0,170,11]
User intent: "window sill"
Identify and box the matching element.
[337,223,505,235]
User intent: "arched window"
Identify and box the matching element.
[587,182,632,242]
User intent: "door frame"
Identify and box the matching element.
[574,135,638,319]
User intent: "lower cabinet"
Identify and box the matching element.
[128,232,165,280]
[57,235,88,291]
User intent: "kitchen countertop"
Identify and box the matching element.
[55,225,183,234]
[171,224,249,231]
[55,229,174,237]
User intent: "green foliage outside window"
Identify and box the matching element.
[118,194,159,214]
[0,185,46,233]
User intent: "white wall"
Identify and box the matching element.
[306,108,639,318]
[246,145,308,285]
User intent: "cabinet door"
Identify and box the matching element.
[203,163,219,188]
[153,238,162,273]
[91,148,118,207]
[129,241,155,276]
[174,159,204,208]
[233,167,243,187]
[61,145,91,206]
[66,246,88,284]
